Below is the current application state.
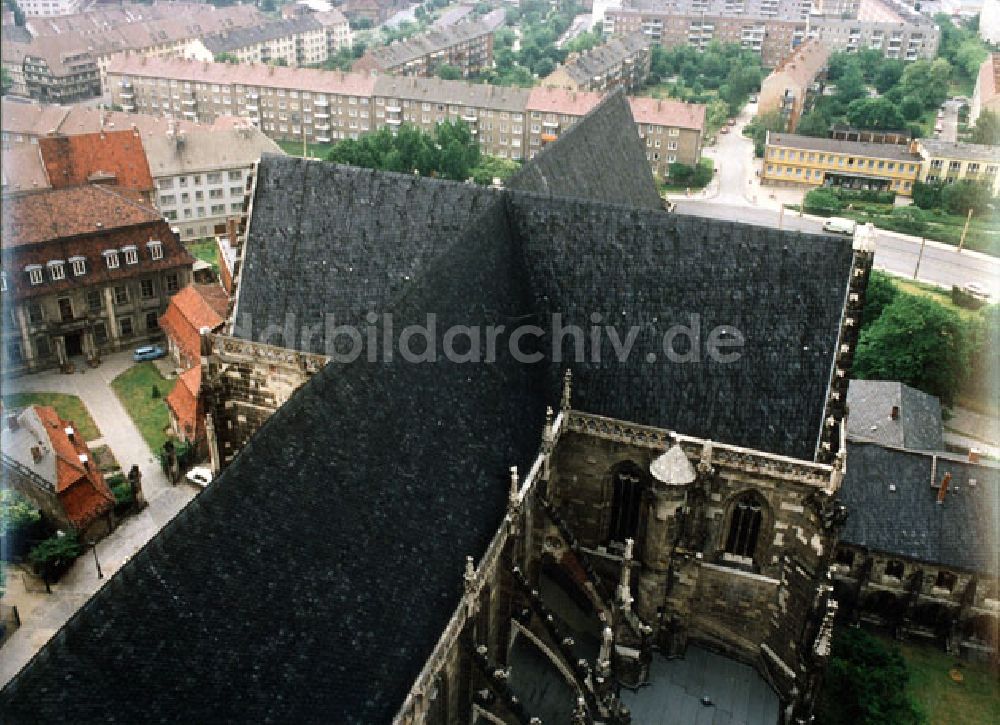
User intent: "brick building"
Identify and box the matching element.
[1,92,871,724]
[1,185,194,374]
[541,33,650,93]
[0,405,115,541]
[758,39,829,132]
[351,10,505,78]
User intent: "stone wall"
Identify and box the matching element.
[200,333,328,468]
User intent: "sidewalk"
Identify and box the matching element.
[0,351,196,687]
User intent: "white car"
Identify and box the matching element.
[822,217,857,235]
[185,466,213,488]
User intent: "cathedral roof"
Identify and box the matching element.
[1,92,859,722]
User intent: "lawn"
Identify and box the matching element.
[894,637,1000,725]
[1,392,101,441]
[276,139,335,159]
[187,239,219,274]
[110,363,176,454]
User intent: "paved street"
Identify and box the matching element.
[0,352,197,688]
[672,105,1000,296]
[939,99,960,144]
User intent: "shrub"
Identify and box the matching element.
[804,188,844,215]
[1,490,44,561]
[889,206,927,235]
[861,270,899,329]
[29,531,82,581]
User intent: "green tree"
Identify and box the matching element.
[899,95,924,122]
[911,180,944,210]
[971,109,1000,145]
[846,98,905,130]
[941,179,993,216]
[804,188,844,215]
[435,64,462,80]
[854,294,977,403]
[745,110,785,157]
[873,59,905,94]
[794,110,829,137]
[214,52,239,64]
[471,155,521,185]
[816,627,926,725]
[29,531,83,581]
[861,270,898,329]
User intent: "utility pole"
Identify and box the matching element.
[957,207,973,252]
[778,202,785,230]
[913,235,926,280]
[90,541,104,579]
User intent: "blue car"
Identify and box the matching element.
[133,345,166,362]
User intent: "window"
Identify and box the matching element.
[87,289,102,313]
[148,241,163,260]
[211,204,225,215]
[935,571,957,592]
[27,301,44,325]
[6,341,23,365]
[228,170,242,181]
[206,172,222,184]
[607,462,645,548]
[724,492,764,561]
[885,560,905,578]
[118,316,133,337]
[105,251,120,269]
[94,321,108,344]
[35,336,50,358]
[26,265,43,285]
[48,261,65,281]
[140,279,155,298]
[166,273,180,293]
[229,186,243,197]
[114,285,129,305]
[70,257,86,276]
[145,311,159,330]
[209,189,224,199]
[57,297,73,322]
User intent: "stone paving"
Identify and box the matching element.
[0,351,197,687]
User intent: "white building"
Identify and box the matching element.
[982,0,1000,45]
[19,0,82,17]
[144,125,285,241]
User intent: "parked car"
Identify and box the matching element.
[720,126,730,134]
[132,345,166,362]
[185,466,213,488]
[822,217,857,235]
[962,282,992,302]
[727,118,736,126]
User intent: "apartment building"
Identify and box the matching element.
[525,87,705,176]
[340,0,408,25]
[144,126,285,241]
[197,17,330,68]
[105,56,707,171]
[811,3,939,61]
[761,131,922,195]
[914,139,1000,195]
[314,9,353,57]
[19,0,82,17]
[971,53,1000,127]
[2,32,102,103]
[541,33,651,93]
[758,39,829,132]
[0,184,194,374]
[352,10,505,77]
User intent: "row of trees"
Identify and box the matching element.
[646,42,764,115]
[326,120,520,185]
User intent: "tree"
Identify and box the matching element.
[29,531,83,582]
[804,188,844,215]
[873,59,905,94]
[971,109,1000,145]
[435,64,462,80]
[941,179,993,216]
[214,52,239,64]
[846,98,905,130]
[854,293,977,404]
[471,155,521,185]
[861,270,898,329]
[899,95,924,122]
[745,110,785,157]
[793,110,828,137]
[815,627,926,725]
[911,180,943,210]
[833,66,867,106]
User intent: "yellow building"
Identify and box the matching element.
[914,139,1000,197]
[762,132,921,196]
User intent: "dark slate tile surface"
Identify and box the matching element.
[510,193,855,460]
[235,156,499,352]
[0,200,547,723]
[846,380,944,451]
[506,91,663,211]
[838,442,1000,573]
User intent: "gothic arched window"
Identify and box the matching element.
[608,462,645,547]
[724,492,764,561]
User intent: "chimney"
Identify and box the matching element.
[890,405,900,420]
[936,472,952,504]
[968,448,980,464]
[64,425,75,442]
[79,454,89,470]
[6,414,19,432]
[31,446,42,463]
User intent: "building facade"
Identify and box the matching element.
[19,0,82,17]
[143,125,284,241]
[197,16,330,68]
[914,139,1000,195]
[541,33,651,93]
[758,39,829,132]
[1,185,194,374]
[971,53,1000,127]
[762,131,922,195]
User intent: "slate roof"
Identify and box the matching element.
[508,90,663,209]
[846,380,944,451]
[0,92,857,721]
[838,442,1000,574]
[201,16,323,55]
[551,32,649,86]
[143,126,284,177]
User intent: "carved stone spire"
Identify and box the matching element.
[561,369,573,411]
[597,626,613,676]
[542,406,555,450]
[464,555,476,593]
[618,538,634,612]
[697,439,714,475]
[509,465,520,509]
[571,696,589,724]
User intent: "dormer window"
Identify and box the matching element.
[70,256,86,276]
[123,246,138,265]
[48,261,66,281]
[26,264,43,285]
[147,240,163,261]
[104,250,120,269]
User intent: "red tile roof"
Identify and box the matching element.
[33,405,114,530]
[526,86,603,116]
[159,284,228,366]
[165,365,202,442]
[38,129,154,192]
[627,96,706,132]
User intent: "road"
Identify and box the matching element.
[672,104,1000,296]
[938,99,959,143]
